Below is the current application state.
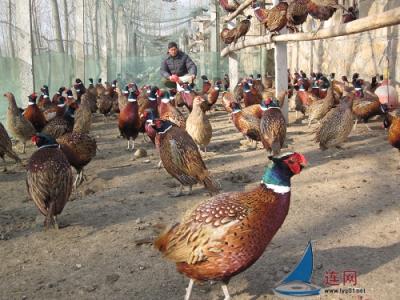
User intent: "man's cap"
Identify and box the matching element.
[168,42,178,49]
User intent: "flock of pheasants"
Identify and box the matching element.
[220,0,358,45]
[1,1,398,299]
[1,69,398,298]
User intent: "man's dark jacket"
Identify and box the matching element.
[160,50,197,79]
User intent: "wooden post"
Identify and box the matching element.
[15,0,34,105]
[227,20,239,90]
[272,0,288,122]
[75,0,85,82]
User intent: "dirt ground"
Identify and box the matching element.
[0,103,399,300]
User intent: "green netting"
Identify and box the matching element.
[0,0,252,122]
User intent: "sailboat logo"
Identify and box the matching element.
[273,241,321,297]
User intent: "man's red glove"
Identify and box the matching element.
[169,74,180,83]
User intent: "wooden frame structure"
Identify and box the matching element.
[220,4,400,122]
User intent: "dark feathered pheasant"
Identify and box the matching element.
[287,0,309,31]
[152,119,219,197]
[155,152,307,300]
[56,132,97,188]
[23,93,47,132]
[41,98,77,139]
[118,91,141,151]
[252,1,288,33]
[159,92,186,129]
[220,15,252,44]
[28,135,73,229]
[260,99,287,155]
[219,0,240,13]
[0,121,21,171]
[230,102,262,144]
[382,105,400,152]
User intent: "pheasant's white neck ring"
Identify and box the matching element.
[76,89,81,92]
[38,144,60,150]
[28,102,35,105]
[214,87,220,91]
[161,98,170,103]
[43,95,49,99]
[58,103,65,107]
[232,109,241,114]
[262,182,291,194]
[159,125,172,134]
[128,98,137,102]
[148,97,156,101]
[169,96,175,100]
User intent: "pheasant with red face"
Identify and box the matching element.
[155,152,307,300]
[118,90,141,151]
[23,93,47,132]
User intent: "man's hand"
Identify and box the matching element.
[169,74,180,83]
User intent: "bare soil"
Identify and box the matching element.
[0,106,399,300]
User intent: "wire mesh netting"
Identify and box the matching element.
[0,0,242,121]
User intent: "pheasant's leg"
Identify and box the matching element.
[169,185,184,197]
[221,284,231,300]
[53,216,59,230]
[127,139,131,151]
[184,279,194,300]
[45,202,56,230]
[203,146,207,154]
[364,123,372,131]
[353,119,358,130]
[77,170,84,186]
[157,160,163,169]
[132,140,135,151]
[1,157,6,172]
[308,118,312,128]
[186,185,193,196]
[73,175,80,190]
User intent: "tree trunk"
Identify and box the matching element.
[8,0,15,57]
[63,0,69,54]
[32,0,43,54]
[95,0,100,60]
[111,0,117,57]
[50,0,64,52]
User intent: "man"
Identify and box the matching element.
[160,42,197,89]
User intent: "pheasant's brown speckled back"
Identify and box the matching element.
[260,108,286,155]
[57,132,97,173]
[26,146,73,217]
[156,185,291,281]
[232,111,262,142]
[157,125,217,192]
[0,121,20,163]
[315,96,354,149]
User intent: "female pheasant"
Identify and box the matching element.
[155,152,307,299]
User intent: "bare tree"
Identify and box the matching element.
[8,0,15,57]
[62,0,69,54]
[50,0,64,52]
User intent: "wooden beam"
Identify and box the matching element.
[221,6,400,57]
[223,0,253,23]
